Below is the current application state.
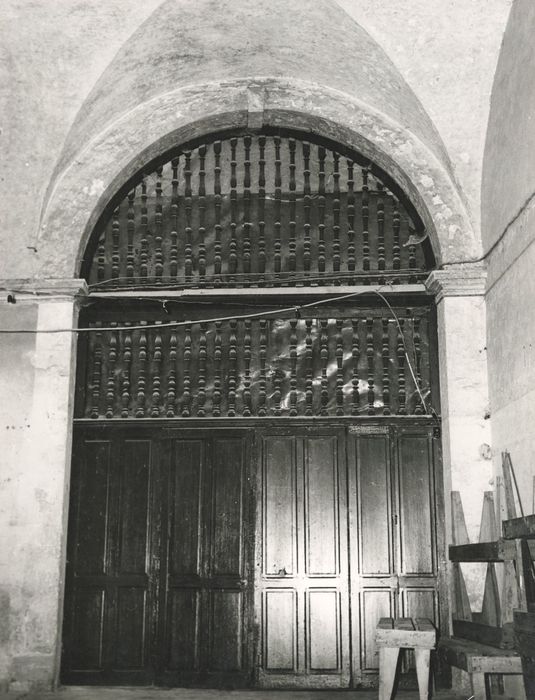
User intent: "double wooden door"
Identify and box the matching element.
[62,428,254,686]
[62,422,443,688]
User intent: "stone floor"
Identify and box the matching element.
[1,688,472,700]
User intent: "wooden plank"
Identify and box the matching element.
[480,491,498,542]
[449,541,502,562]
[437,637,521,674]
[414,618,435,632]
[451,620,514,650]
[502,514,535,540]
[394,618,415,631]
[514,610,535,699]
[502,451,518,520]
[377,617,394,630]
[451,491,469,545]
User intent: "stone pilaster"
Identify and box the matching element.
[0,279,86,691]
[426,264,491,616]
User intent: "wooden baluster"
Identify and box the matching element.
[397,318,407,415]
[258,320,268,416]
[140,176,149,279]
[170,158,179,278]
[333,152,341,275]
[320,319,329,415]
[408,235,417,283]
[351,319,360,415]
[181,324,192,417]
[288,138,297,274]
[126,190,135,281]
[213,321,222,416]
[243,320,252,416]
[347,160,356,275]
[197,323,207,417]
[213,141,223,280]
[392,197,401,273]
[105,324,118,418]
[198,146,207,283]
[414,317,424,414]
[166,329,177,417]
[318,146,326,274]
[305,319,313,415]
[273,322,282,417]
[151,323,162,417]
[136,323,148,417]
[336,319,344,415]
[111,206,120,280]
[228,319,237,416]
[154,167,164,278]
[377,180,386,276]
[382,318,390,415]
[366,317,375,415]
[97,232,106,282]
[274,136,282,278]
[258,136,267,278]
[229,138,238,281]
[362,167,370,272]
[120,326,132,418]
[184,152,193,282]
[243,136,252,280]
[303,142,312,276]
[289,319,298,416]
[90,325,103,418]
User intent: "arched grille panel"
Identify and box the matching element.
[85,132,432,288]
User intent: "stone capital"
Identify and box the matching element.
[425,264,487,303]
[0,278,88,303]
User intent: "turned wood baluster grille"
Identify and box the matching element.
[76,309,433,419]
[84,132,432,288]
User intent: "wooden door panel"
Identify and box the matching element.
[305,437,339,575]
[356,436,392,575]
[114,587,147,668]
[210,437,244,577]
[263,437,296,577]
[263,589,296,671]
[69,588,105,670]
[359,589,393,671]
[209,590,244,671]
[397,434,435,575]
[117,441,151,575]
[308,589,340,670]
[257,430,349,688]
[167,439,204,579]
[166,589,200,670]
[73,440,111,576]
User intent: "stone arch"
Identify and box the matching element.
[37,79,478,277]
[35,0,478,278]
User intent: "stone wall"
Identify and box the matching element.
[483,0,535,515]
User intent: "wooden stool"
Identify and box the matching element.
[376,617,436,700]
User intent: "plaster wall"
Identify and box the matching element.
[482,0,535,515]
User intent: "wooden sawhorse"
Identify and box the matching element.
[376,617,436,700]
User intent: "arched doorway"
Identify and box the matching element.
[61,128,445,688]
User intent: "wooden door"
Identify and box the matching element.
[157,431,255,686]
[62,427,254,687]
[62,429,160,684]
[255,427,350,688]
[348,424,443,687]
